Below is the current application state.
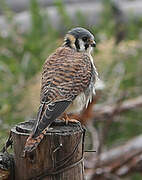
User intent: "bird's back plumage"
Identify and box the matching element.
[23,46,96,155]
[36,47,94,134]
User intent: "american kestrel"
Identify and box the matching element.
[23,27,98,155]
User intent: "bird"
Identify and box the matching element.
[23,27,99,156]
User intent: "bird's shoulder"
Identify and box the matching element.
[43,46,91,68]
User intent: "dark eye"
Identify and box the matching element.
[82,37,88,42]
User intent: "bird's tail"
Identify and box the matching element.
[22,127,48,157]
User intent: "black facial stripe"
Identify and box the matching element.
[75,38,80,50]
[82,37,88,42]
[65,38,71,48]
[85,44,89,50]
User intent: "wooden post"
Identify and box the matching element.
[0,169,10,180]
[11,120,85,180]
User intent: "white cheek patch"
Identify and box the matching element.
[78,39,93,53]
[78,39,85,51]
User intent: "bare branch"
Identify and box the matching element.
[94,95,142,120]
[85,135,142,179]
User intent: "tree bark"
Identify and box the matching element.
[11,120,85,180]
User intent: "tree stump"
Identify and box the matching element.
[11,120,85,180]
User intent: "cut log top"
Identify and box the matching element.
[12,119,83,135]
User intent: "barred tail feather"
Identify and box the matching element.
[22,127,48,157]
[22,101,71,157]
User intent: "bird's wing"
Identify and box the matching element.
[31,47,93,138]
[23,47,94,155]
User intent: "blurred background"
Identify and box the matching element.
[0,0,142,179]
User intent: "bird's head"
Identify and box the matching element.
[64,27,96,53]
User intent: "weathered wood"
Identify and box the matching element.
[0,169,10,180]
[85,135,142,179]
[11,120,85,180]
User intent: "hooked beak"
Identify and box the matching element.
[90,40,96,47]
[91,40,96,47]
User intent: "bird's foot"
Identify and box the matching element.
[62,113,82,130]
[62,113,70,125]
[69,119,83,130]
[68,119,80,123]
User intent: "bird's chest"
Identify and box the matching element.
[65,82,95,114]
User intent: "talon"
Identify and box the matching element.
[62,113,70,125]
[68,119,80,123]
[69,119,82,130]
